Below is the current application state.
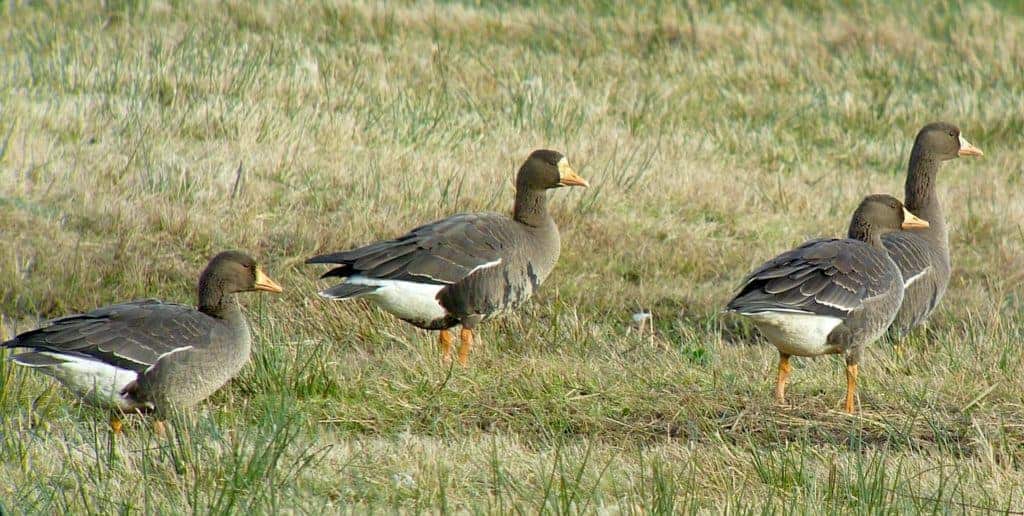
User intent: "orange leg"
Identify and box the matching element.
[439,329,454,364]
[110,415,123,434]
[457,328,474,366]
[153,419,167,438]
[844,363,859,413]
[775,353,792,405]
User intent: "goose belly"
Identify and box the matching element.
[746,311,843,357]
[349,277,449,325]
[22,353,142,410]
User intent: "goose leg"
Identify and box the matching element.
[457,328,474,366]
[153,419,167,437]
[438,329,454,364]
[844,363,859,413]
[775,353,792,405]
[110,414,123,434]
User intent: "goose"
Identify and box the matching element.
[3,251,282,430]
[884,122,982,336]
[307,149,588,365]
[727,195,927,412]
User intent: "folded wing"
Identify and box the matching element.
[727,238,894,319]
[3,300,210,372]
[307,213,507,286]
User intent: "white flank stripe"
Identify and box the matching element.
[903,267,931,289]
[736,308,813,316]
[145,346,194,373]
[408,258,503,284]
[346,276,448,322]
[817,298,854,311]
[467,258,502,275]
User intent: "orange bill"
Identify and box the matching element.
[958,135,983,157]
[254,268,284,293]
[557,158,589,187]
[901,208,929,230]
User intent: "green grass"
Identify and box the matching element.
[2,0,1023,512]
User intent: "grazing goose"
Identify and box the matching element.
[884,122,982,336]
[3,251,282,427]
[307,149,588,366]
[726,195,928,412]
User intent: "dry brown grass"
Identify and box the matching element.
[1,0,1023,512]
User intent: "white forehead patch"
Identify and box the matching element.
[959,134,971,148]
[557,157,570,174]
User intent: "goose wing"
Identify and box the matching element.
[3,300,210,373]
[307,212,509,286]
[727,238,896,318]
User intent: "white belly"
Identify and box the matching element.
[746,311,843,357]
[347,276,448,322]
[30,353,141,410]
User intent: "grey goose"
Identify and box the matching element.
[3,251,282,428]
[884,122,982,336]
[307,149,588,365]
[727,195,928,412]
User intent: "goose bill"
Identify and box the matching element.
[556,158,589,187]
[901,208,930,230]
[957,135,983,157]
[254,268,284,293]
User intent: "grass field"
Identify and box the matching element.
[2,0,1023,512]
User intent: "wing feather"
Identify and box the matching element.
[307,212,508,286]
[3,300,212,373]
[728,238,898,319]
